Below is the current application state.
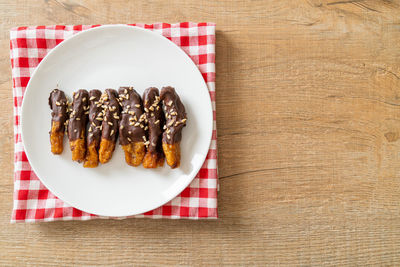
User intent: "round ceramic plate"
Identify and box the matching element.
[21,25,213,217]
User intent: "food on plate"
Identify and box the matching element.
[68,89,89,162]
[98,89,120,164]
[160,86,187,168]
[118,86,146,166]
[48,89,68,154]
[48,86,188,169]
[83,89,103,168]
[142,87,165,168]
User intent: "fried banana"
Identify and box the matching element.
[83,90,102,168]
[142,87,164,168]
[48,89,68,154]
[118,86,146,166]
[68,89,89,162]
[98,89,120,164]
[160,86,187,168]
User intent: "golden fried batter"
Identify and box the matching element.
[143,151,165,168]
[83,142,99,168]
[162,143,181,169]
[121,142,146,167]
[69,130,86,162]
[50,121,64,154]
[99,138,116,164]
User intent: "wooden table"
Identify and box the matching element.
[1,0,400,265]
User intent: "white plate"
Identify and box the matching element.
[21,25,213,217]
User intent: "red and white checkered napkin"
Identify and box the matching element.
[10,23,217,222]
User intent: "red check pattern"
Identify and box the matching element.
[10,23,218,222]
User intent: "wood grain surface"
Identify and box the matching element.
[1,0,400,266]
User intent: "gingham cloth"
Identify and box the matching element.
[10,23,217,222]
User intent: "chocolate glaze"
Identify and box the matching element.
[48,89,68,132]
[68,89,89,141]
[86,90,102,147]
[118,86,146,145]
[160,86,187,144]
[101,89,120,142]
[143,87,164,153]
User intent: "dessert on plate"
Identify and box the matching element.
[142,87,165,168]
[68,89,89,162]
[48,89,68,155]
[118,86,146,167]
[160,86,187,169]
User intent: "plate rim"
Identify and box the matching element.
[20,24,213,217]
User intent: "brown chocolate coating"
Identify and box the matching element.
[101,89,120,142]
[48,89,68,133]
[143,87,164,153]
[118,86,147,145]
[160,86,187,144]
[86,90,102,147]
[68,89,89,141]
